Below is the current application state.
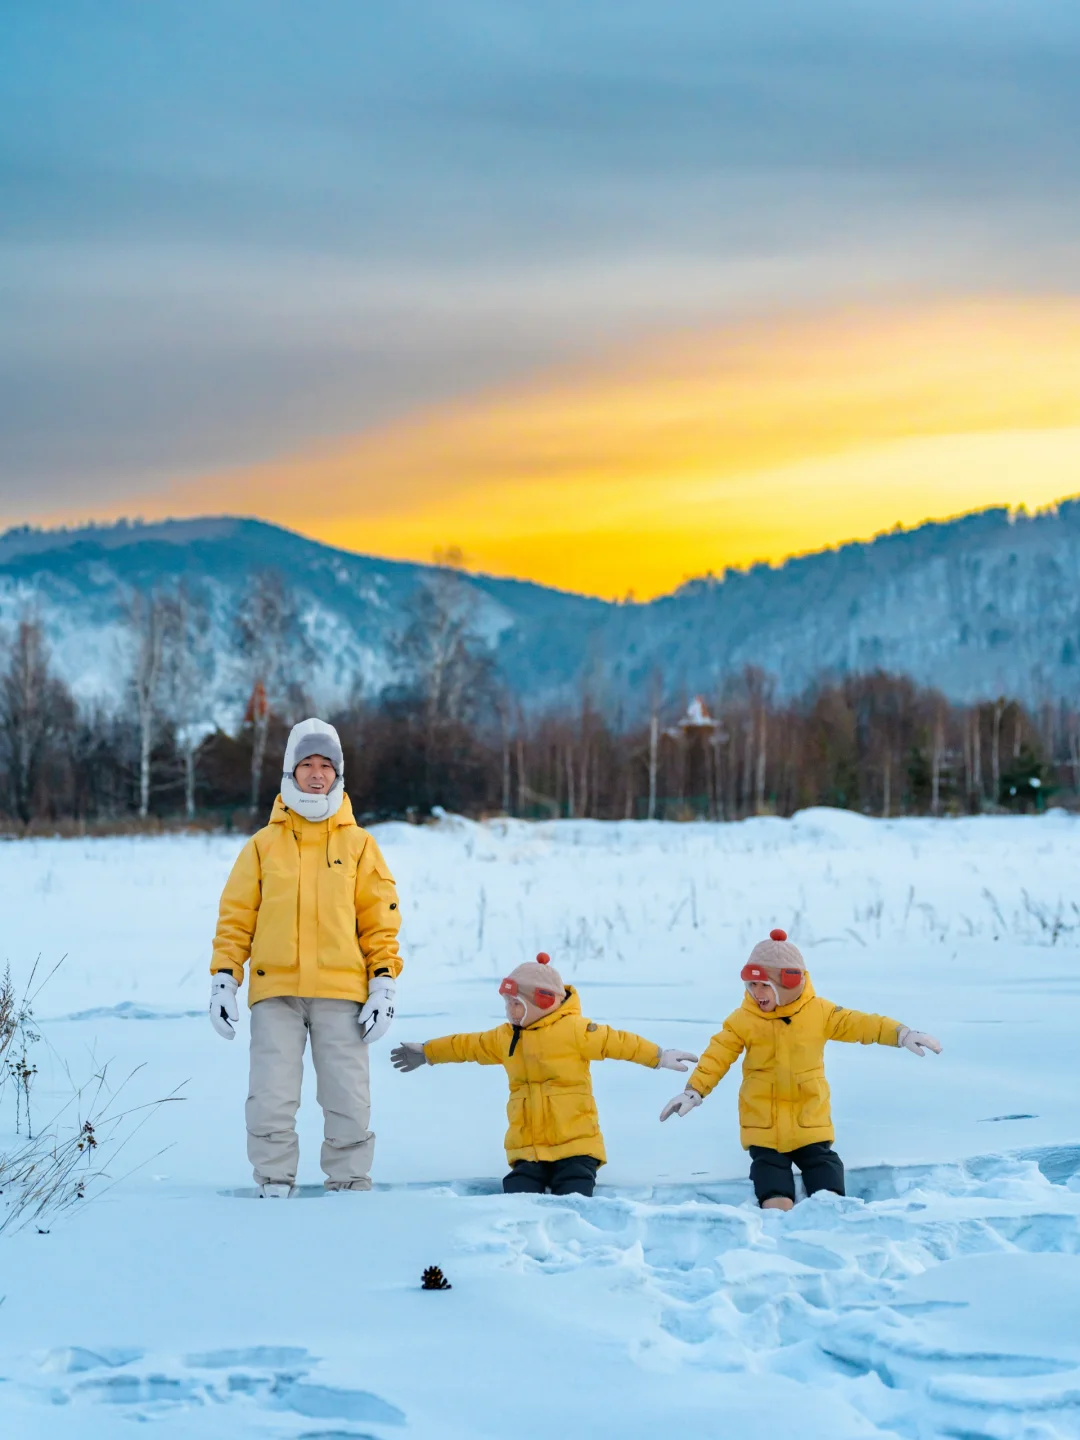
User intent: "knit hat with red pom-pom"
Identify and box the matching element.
[741,927,808,1007]
[503,951,567,1004]
[744,927,806,977]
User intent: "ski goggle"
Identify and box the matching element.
[741,962,803,990]
[499,976,559,1010]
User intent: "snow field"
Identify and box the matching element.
[1,809,1079,1437]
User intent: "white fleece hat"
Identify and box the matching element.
[281,717,345,822]
[284,717,344,776]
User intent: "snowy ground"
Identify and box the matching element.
[1,808,1079,1439]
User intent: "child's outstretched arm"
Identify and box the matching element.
[660,1019,744,1121]
[391,1026,510,1072]
[425,1028,510,1064]
[579,1020,698,1074]
[578,1022,662,1068]
[688,1020,745,1095]
[824,1005,942,1055]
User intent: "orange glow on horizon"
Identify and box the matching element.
[49,298,1080,598]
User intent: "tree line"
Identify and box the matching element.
[0,566,1070,830]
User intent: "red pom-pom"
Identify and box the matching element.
[769,928,787,942]
[536,952,551,965]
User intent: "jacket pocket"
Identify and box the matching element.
[795,1070,831,1129]
[544,1086,598,1147]
[315,937,365,972]
[371,862,400,912]
[505,1090,527,1148]
[316,865,366,971]
[250,936,298,973]
[250,893,300,972]
[739,1073,775,1130]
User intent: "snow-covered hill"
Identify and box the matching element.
[1,811,1079,1437]
[4,502,1080,719]
[0,517,604,721]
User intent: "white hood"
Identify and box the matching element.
[281,717,345,822]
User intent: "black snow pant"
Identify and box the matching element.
[748,1141,845,1205]
[503,1155,600,1197]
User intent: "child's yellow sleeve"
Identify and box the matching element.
[579,1021,661,1068]
[424,1026,510,1065]
[687,1018,745,1097]
[824,1005,902,1046]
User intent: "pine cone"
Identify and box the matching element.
[421,1264,451,1290]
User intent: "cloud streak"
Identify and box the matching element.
[3,1,1080,512]
[36,298,1080,598]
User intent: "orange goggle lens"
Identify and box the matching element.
[499,977,559,1009]
[741,962,803,990]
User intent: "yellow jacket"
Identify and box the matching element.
[424,988,660,1165]
[211,794,402,1005]
[688,978,901,1152]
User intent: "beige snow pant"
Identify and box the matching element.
[246,997,373,1188]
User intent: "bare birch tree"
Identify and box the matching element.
[161,587,214,818]
[399,566,497,805]
[128,590,174,819]
[930,705,945,816]
[741,667,773,816]
[515,704,528,815]
[235,571,311,814]
[991,696,1006,804]
[646,670,663,820]
[0,616,71,825]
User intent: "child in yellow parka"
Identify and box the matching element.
[392,953,697,1196]
[660,929,942,1209]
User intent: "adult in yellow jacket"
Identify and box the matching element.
[660,929,942,1209]
[209,718,402,1196]
[392,953,697,1196]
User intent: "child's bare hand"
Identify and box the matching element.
[391,1042,429,1072]
[657,1048,699,1072]
[659,1089,703,1121]
[897,1028,942,1057]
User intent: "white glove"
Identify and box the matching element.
[656,1048,699,1072]
[391,1042,429,1073]
[897,1027,942,1057]
[209,972,239,1040]
[659,1088,703,1122]
[358,975,396,1044]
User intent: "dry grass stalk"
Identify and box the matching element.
[1,959,185,1234]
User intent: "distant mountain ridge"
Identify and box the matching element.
[2,503,1079,720]
[0,517,607,724]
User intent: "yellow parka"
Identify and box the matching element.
[210,794,402,1006]
[688,978,901,1152]
[424,988,660,1165]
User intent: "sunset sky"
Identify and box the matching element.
[4,4,1080,597]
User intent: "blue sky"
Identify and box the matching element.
[3,1,1080,518]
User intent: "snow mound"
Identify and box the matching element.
[789,806,882,845]
[457,1149,1080,1438]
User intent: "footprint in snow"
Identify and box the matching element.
[28,1343,406,1426]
